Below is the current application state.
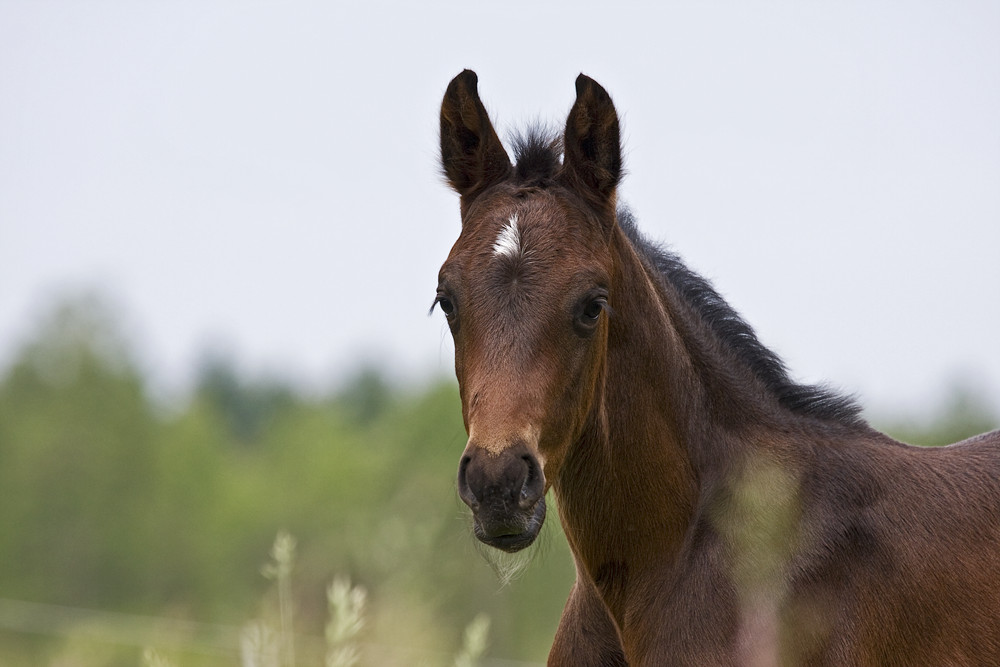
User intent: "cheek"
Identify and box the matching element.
[538,330,607,448]
[451,340,471,430]
[566,332,607,420]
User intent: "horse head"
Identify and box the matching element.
[436,70,623,552]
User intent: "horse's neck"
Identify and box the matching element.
[554,233,732,619]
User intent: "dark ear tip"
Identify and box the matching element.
[574,73,611,103]
[450,69,479,93]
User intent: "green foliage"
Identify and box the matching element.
[0,294,993,665]
[878,380,999,447]
[194,351,296,445]
[0,296,572,665]
[0,296,158,610]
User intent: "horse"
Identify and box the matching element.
[433,69,1000,666]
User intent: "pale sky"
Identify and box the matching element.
[1,1,998,417]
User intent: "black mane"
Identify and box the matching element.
[617,208,866,428]
[507,127,865,427]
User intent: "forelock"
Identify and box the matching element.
[510,126,562,187]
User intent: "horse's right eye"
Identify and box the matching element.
[434,294,456,318]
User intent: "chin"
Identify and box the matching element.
[472,498,546,553]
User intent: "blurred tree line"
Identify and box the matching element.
[0,295,995,666]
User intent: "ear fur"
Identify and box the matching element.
[440,70,512,203]
[561,74,623,213]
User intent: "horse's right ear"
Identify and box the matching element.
[440,70,512,204]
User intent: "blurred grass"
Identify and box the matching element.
[0,296,569,665]
[0,294,993,665]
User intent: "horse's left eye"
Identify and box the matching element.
[576,292,609,333]
[582,299,604,322]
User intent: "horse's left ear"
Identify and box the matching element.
[561,74,623,218]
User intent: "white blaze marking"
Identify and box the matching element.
[492,213,522,260]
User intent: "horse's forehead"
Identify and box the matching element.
[464,193,591,260]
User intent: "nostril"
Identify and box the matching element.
[518,454,545,509]
[457,455,480,510]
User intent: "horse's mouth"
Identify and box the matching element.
[472,498,546,553]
